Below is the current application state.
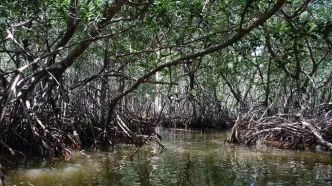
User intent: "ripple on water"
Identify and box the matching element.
[5,129,332,186]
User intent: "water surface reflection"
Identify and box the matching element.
[5,128,332,185]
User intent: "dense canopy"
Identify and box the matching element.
[0,0,331,160]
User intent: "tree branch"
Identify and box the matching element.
[239,0,254,31]
[54,0,81,49]
[110,0,285,105]
[280,0,311,19]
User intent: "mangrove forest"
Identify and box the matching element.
[0,0,332,184]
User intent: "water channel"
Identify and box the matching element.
[4,128,332,185]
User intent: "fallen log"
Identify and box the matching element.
[299,115,332,151]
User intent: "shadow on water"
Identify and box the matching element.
[3,127,332,186]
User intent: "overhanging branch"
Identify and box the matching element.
[110,0,286,104]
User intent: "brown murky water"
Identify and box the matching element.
[3,128,332,185]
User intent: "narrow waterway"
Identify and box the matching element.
[4,128,332,186]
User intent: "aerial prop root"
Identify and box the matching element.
[227,105,332,152]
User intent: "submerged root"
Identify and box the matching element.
[0,110,163,161]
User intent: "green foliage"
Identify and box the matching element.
[1,0,331,120]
